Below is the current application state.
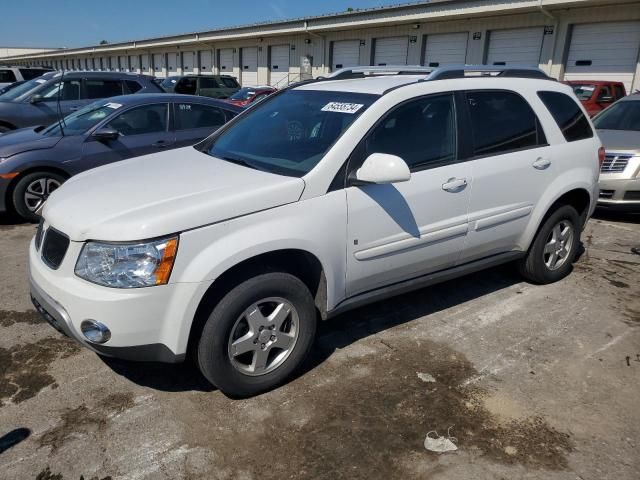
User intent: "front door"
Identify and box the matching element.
[31,78,84,125]
[81,103,174,169]
[346,93,471,296]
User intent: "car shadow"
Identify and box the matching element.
[100,263,523,394]
[0,428,30,455]
[0,212,27,228]
[593,208,640,225]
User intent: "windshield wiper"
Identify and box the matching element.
[221,155,260,171]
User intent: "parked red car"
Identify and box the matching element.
[564,80,627,117]
[224,86,276,107]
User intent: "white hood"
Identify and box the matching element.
[43,147,305,241]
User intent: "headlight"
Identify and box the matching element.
[75,236,178,288]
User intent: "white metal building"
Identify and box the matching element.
[4,0,640,91]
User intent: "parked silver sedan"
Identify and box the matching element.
[593,93,640,212]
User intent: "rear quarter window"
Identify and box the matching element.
[538,91,593,142]
[0,69,17,83]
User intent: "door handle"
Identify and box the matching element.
[442,177,467,192]
[532,157,551,170]
[69,106,80,111]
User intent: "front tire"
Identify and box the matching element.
[11,172,65,222]
[197,272,317,398]
[518,204,581,284]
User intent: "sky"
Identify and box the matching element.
[0,0,405,48]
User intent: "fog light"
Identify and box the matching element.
[80,320,111,344]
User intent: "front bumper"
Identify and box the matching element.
[597,176,640,212]
[29,236,208,363]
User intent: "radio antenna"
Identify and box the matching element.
[56,66,66,136]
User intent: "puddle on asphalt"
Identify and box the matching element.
[0,337,79,406]
[190,336,573,478]
[0,309,44,328]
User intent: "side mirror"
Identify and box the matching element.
[598,95,613,103]
[30,94,44,104]
[354,153,411,185]
[92,128,120,142]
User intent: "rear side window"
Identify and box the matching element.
[0,69,17,83]
[466,90,545,156]
[19,68,48,80]
[538,91,593,142]
[85,79,123,99]
[199,77,219,89]
[220,77,239,88]
[174,103,226,130]
[614,85,625,99]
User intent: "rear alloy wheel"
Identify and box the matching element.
[12,172,65,222]
[197,272,317,398]
[518,205,581,284]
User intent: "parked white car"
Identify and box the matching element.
[0,65,52,89]
[29,66,601,397]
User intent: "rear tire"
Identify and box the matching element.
[197,272,317,398]
[12,171,65,222]
[518,205,581,284]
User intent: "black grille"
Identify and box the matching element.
[624,191,640,201]
[41,228,69,270]
[35,218,44,251]
[599,189,615,199]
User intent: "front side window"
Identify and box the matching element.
[85,79,123,99]
[366,94,456,170]
[174,103,226,130]
[593,101,640,132]
[38,80,82,101]
[467,90,543,156]
[42,100,119,136]
[106,104,168,135]
[206,89,377,177]
[538,91,594,141]
[175,78,197,95]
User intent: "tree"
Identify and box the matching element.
[99,40,109,45]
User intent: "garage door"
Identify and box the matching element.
[486,27,544,67]
[218,48,234,74]
[269,45,290,87]
[141,54,151,74]
[423,32,468,67]
[129,55,140,73]
[110,56,118,71]
[332,40,360,70]
[373,36,409,66]
[241,47,258,87]
[564,21,640,93]
[119,56,128,72]
[199,50,213,74]
[167,53,178,74]
[182,51,196,74]
[153,53,163,75]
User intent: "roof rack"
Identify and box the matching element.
[324,64,552,82]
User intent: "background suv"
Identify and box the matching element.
[593,93,640,211]
[0,65,52,88]
[29,66,600,398]
[0,94,240,221]
[164,74,241,99]
[0,71,163,132]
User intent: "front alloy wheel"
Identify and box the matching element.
[12,171,65,222]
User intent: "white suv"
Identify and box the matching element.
[29,66,601,397]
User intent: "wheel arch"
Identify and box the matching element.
[4,165,71,212]
[186,248,327,359]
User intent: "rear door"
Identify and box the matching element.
[172,101,230,147]
[346,93,471,296]
[80,103,174,169]
[460,90,551,262]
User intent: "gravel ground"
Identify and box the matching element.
[0,211,638,480]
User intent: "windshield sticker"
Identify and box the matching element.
[104,102,122,109]
[35,79,47,84]
[321,102,364,114]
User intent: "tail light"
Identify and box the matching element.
[598,146,606,169]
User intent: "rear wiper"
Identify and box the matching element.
[221,155,259,171]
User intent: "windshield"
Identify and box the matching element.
[0,76,49,101]
[571,84,596,101]
[206,89,378,177]
[230,88,259,101]
[41,100,122,136]
[593,101,640,131]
